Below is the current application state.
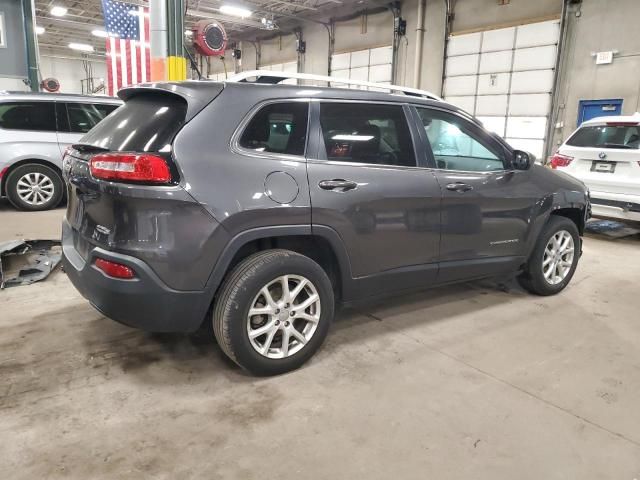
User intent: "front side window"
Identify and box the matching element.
[239,102,309,156]
[566,124,640,149]
[416,108,506,172]
[319,103,416,167]
[0,101,56,132]
[66,103,119,133]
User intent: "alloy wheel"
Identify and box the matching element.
[542,230,575,285]
[16,172,55,206]
[247,274,321,359]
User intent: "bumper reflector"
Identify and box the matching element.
[94,258,135,279]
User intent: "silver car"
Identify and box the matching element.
[0,92,121,211]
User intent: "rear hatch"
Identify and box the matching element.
[63,83,223,265]
[558,121,640,195]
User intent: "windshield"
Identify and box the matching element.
[566,124,640,149]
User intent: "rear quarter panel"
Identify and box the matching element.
[171,85,312,238]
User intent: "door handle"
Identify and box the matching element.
[446,182,473,193]
[318,179,358,191]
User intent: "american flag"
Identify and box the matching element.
[101,0,150,96]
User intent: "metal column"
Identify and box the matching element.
[150,0,186,81]
[22,0,39,91]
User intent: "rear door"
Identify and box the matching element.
[307,101,441,296]
[413,106,535,283]
[56,101,120,155]
[0,100,59,165]
[560,122,640,196]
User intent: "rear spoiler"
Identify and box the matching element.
[118,81,224,121]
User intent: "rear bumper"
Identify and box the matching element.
[590,191,640,222]
[62,220,210,332]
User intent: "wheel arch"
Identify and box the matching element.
[1,158,63,197]
[205,225,354,307]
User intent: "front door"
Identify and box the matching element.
[307,102,441,299]
[413,106,536,283]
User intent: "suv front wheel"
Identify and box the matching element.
[518,216,581,296]
[213,249,335,375]
[5,163,64,211]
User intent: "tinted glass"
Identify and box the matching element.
[239,102,309,156]
[319,103,416,167]
[66,103,119,133]
[0,101,56,132]
[80,93,187,152]
[566,125,640,149]
[416,108,505,171]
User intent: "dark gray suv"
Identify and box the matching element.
[61,79,589,375]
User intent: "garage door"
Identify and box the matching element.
[330,45,393,89]
[259,61,298,84]
[443,19,560,159]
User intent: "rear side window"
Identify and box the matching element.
[66,103,119,133]
[80,93,187,152]
[319,103,416,167]
[0,101,56,132]
[239,102,309,156]
[566,124,640,149]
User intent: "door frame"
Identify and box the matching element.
[577,98,623,125]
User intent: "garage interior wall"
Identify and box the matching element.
[18,0,640,159]
[550,0,640,152]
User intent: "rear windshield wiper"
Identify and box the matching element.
[71,143,110,153]
[602,143,634,149]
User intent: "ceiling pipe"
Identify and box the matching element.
[413,0,426,88]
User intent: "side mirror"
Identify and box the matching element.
[512,150,535,170]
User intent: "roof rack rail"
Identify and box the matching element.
[226,70,443,101]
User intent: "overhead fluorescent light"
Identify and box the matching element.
[35,26,45,35]
[331,134,375,141]
[69,42,94,52]
[91,29,109,38]
[50,6,68,16]
[219,5,252,18]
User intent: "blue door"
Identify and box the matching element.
[577,99,623,125]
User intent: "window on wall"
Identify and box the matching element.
[443,19,560,159]
[239,102,309,156]
[0,102,57,132]
[330,46,393,90]
[319,103,416,167]
[416,108,505,172]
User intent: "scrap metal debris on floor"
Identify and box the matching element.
[0,240,61,289]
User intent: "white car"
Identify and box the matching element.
[551,114,640,222]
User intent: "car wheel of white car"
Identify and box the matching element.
[5,164,64,211]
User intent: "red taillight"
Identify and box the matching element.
[550,153,574,169]
[0,167,8,180]
[89,153,171,183]
[94,258,135,279]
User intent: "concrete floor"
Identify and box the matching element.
[1,198,640,479]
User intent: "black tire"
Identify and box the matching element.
[518,216,581,296]
[5,163,64,211]
[212,249,335,376]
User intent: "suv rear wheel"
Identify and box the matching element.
[518,216,581,296]
[5,164,64,211]
[213,249,334,375]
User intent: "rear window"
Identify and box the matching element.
[566,124,640,149]
[80,93,187,152]
[239,102,309,156]
[0,101,57,132]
